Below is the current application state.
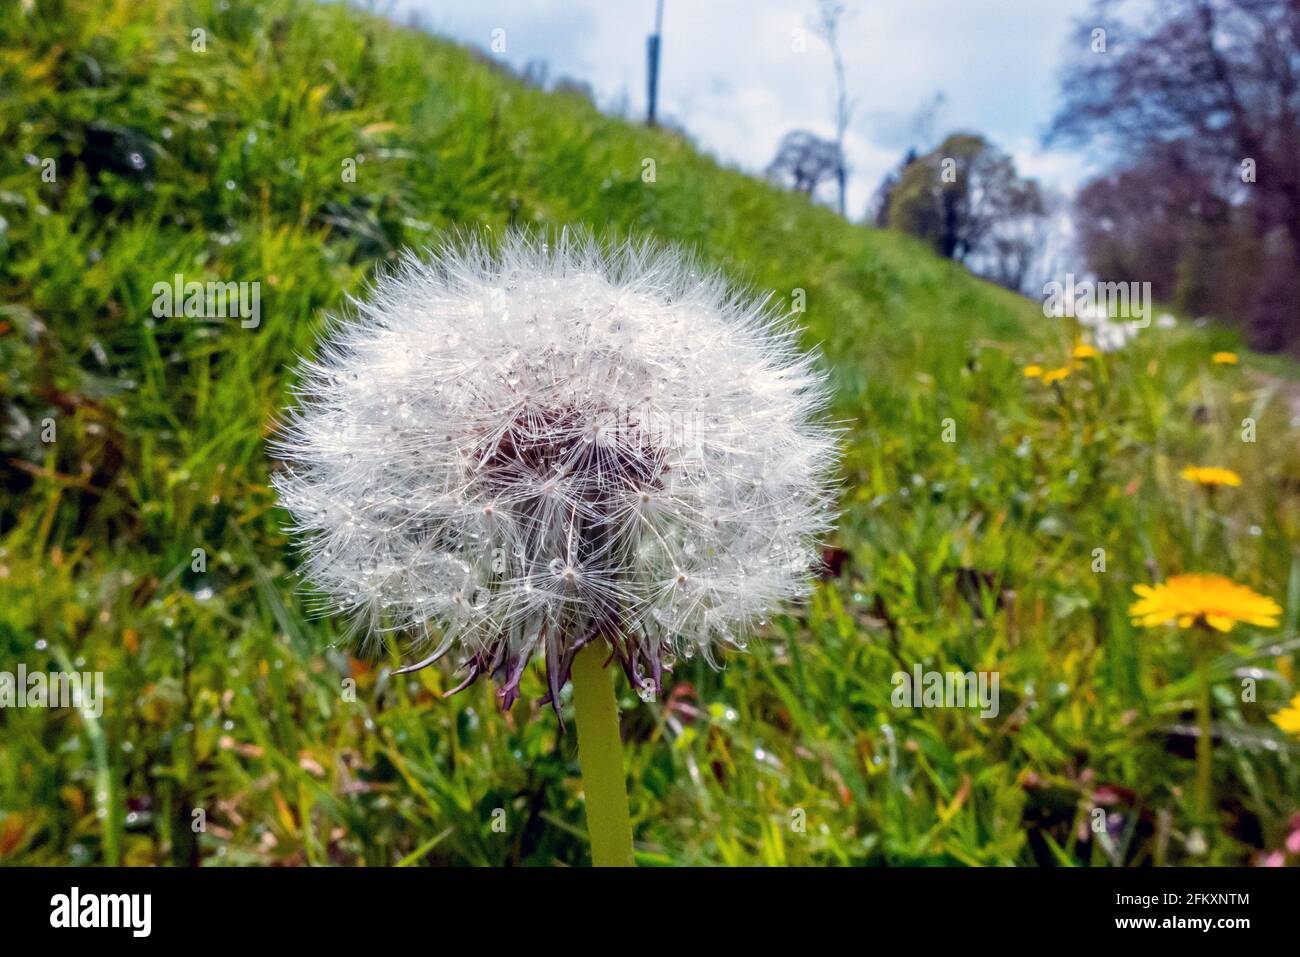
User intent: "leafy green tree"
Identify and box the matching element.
[887,133,1043,266]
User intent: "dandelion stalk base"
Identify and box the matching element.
[571,641,634,867]
[1194,650,1213,823]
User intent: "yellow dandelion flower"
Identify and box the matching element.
[1273,694,1300,739]
[1179,465,1242,488]
[1129,574,1281,633]
[1040,366,1071,385]
[1212,351,1239,365]
[1072,341,1100,359]
[1023,364,1043,379]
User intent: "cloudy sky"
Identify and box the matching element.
[389,0,1099,225]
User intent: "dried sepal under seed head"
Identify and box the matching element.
[273,230,838,713]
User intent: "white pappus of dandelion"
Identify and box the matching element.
[273,230,838,713]
[1074,302,1143,353]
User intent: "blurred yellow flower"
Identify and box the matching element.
[1212,351,1239,365]
[1130,574,1281,632]
[1179,465,1242,488]
[1072,341,1100,359]
[1040,366,1071,385]
[1272,694,1300,739]
[1023,364,1043,379]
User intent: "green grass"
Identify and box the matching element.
[2,0,1299,867]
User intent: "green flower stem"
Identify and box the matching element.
[1194,646,1213,823]
[571,641,634,867]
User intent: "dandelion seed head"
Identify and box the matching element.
[273,230,839,709]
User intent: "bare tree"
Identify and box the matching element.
[767,130,844,197]
[1050,0,1300,348]
[980,212,1054,293]
[1073,145,1231,306]
[811,0,852,216]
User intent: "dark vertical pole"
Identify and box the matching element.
[646,35,660,126]
[647,0,664,126]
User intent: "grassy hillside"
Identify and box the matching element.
[2,0,1298,866]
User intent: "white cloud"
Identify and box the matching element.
[392,0,1098,223]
